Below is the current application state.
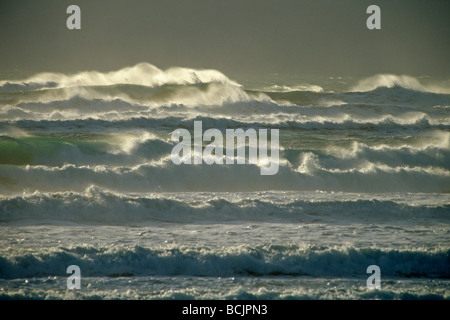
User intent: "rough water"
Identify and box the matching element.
[0,63,449,299]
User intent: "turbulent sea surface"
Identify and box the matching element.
[0,63,449,299]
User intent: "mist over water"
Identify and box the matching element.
[1,63,448,193]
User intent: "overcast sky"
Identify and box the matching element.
[0,0,449,77]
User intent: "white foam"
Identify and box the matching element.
[351,74,450,94]
[0,243,448,279]
[264,84,324,93]
[0,62,241,90]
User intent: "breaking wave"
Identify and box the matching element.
[351,74,450,94]
[0,62,241,92]
[0,244,448,279]
[1,187,449,224]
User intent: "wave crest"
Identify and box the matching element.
[0,62,241,91]
[351,74,450,94]
[0,245,448,279]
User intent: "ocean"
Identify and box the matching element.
[0,63,449,300]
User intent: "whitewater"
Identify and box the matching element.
[0,63,449,299]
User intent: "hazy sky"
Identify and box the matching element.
[0,0,449,77]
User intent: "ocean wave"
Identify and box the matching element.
[0,187,448,224]
[2,68,449,122]
[4,113,449,135]
[0,281,448,300]
[0,63,277,116]
[263,84,324,93]
[0,244,448,279]
[351,74,450,94]
[1,130,448,175]
[266,86,450,110]
[0,82,270,108]
[0,63,280,119]
[0,134,173,166]
[0,62,241,92]
[1,156,449,193]
[1,76,449,125]
[285,140,450,171]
